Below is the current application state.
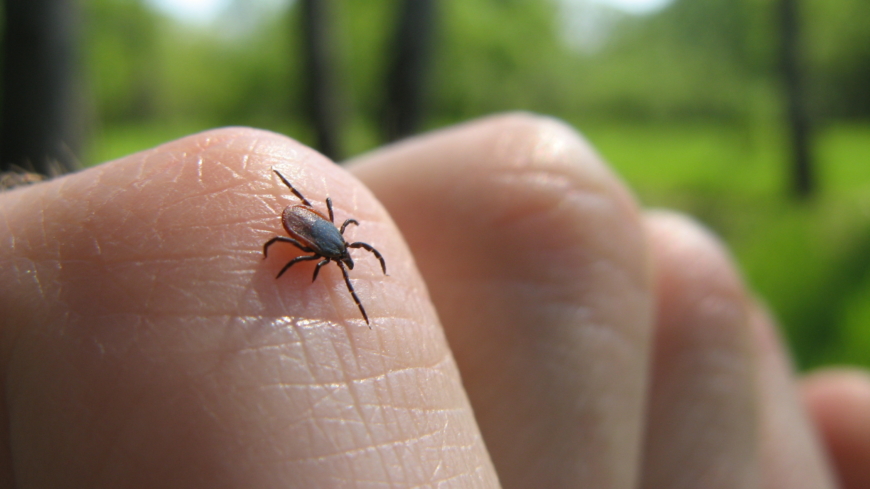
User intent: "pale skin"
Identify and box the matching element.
[0,113,868,488]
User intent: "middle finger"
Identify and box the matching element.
[351,114,654,489]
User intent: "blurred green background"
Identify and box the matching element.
[79,0,870,369]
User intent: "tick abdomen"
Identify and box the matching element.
[282,205,345,257]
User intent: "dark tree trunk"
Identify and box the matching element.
[383,0,436,142]
[1,0,80,174]
[778,0,814,198]
[300,0,343,161]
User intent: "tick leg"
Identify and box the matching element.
[273,169,313,207]
[339,218,359,235]
[312,258,330,282]
[337,260,370,327]
[263,236,314,258]
[348,242,387,275]
[326,197,335,223]
[276,254,321,279]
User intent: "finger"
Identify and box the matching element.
[751,303,838,488]
[351,113,654,488]
[0,128,498,487]
[641,211,760,489]
[802,368,870,489]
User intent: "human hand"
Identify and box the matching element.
[0,114,867,488]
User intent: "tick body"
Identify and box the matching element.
[264,170,387,326]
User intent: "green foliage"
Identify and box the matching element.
[433,0,573,119]
[84,0,163,122]
[805,0,870,118]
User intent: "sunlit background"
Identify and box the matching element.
[5,0,870,369]
[147,0,677,22]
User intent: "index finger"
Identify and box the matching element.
[0,128,498,488]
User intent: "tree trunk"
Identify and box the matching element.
[383,0,436,142]
[1,0,80,174]
[778,0,814,198]
[300,0,344,161]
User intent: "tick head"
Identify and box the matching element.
[342,251,355,270]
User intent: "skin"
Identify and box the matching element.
[0,113,867,488]
[802,369,870,489]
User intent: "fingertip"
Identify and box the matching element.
[2,127,497,486]
[802,368,870,489]
[802,367,870,405]
[645,209,750,337]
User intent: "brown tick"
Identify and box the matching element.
[264,170,387,326]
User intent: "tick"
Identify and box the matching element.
[263,170,387,326]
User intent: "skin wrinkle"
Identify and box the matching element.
[292,428,472,467]
[488,117,633,223]
[448,190,638,291]
[240,310,456,482]
[483,169,613,227]
[189,324,352,468]
[415,467,489,489]
[1,205,19,256]
[303,413,465,484]
[34,190,60,262]
[0,190,68,362]
[456,157,647,310]
[337,324,402,486]
[483,182,603,255]
[159,182,257,217]
[315,346,371,460]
